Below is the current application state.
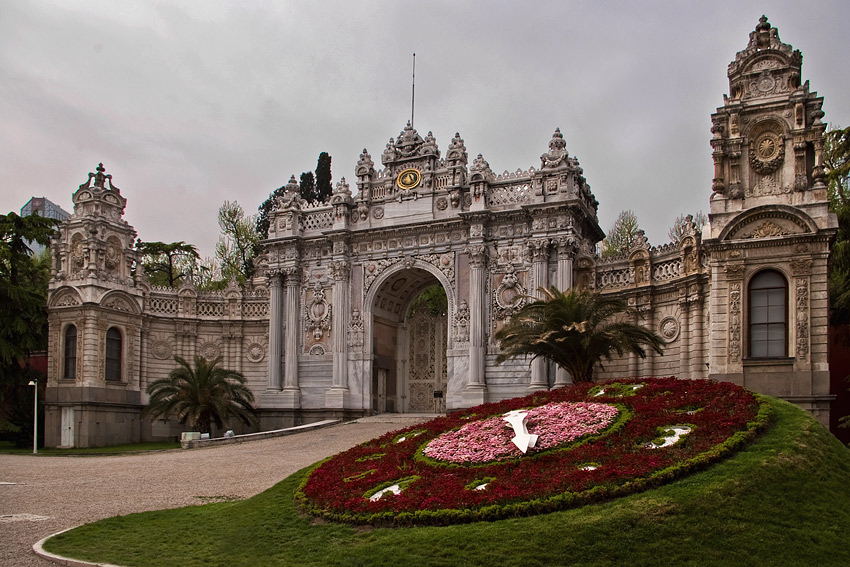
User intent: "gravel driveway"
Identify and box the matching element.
[0,415,432,567]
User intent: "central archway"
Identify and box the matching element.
[366,266,452,414]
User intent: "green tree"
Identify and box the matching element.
[215,201,260,282]
[136,240,200,287]
[144,355,257,434]
[668,211,708,244]
[409,284,448,316]
[256,185,287,240]
[825,124,850,208]
[299,171,316,203]
[315,151,333,203]
[495,287,666,383]
[0,213,57,375]
[600,210,641,258]
[825,125,850,327]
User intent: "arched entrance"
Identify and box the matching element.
[368,267,449,414]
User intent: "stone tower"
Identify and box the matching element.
[704,16,837,422]
[44,164,145,447]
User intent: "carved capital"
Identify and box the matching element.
[282,265,301,286]
[790,259,813,276]
[527,238,550,262]
[555,236,578,260]
[329,260,351,282]
[466,245,487,268]
[724,263,746,280]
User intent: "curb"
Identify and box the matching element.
[33,528,124,567]
[181,419,340,449]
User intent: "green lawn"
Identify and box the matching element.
[0,441,180,455]
[44,398,850,567]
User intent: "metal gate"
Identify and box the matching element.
[405,303,447,412]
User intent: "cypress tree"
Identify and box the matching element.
[316,152,333,203]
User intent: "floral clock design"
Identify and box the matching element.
[297,377,770,526]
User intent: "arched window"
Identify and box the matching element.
[105,327,122,382]
[749,270,787,358]
[63,325,77,380]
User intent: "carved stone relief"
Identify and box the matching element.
[493,266,527,320]
[199,341,221,361]
[796,278,809,361]
[729,283,742,362]
[151,339,173,360]
[659,316,680,342]
[304,283,332,345]
[246,341,266,363]
[364,252,455,294]
[790,259,813,276]
[747,221,787,238]
[454,300,470,344]
[348,309,364,349]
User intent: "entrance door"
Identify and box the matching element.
[406,302,447,412]
[61,407,75,448]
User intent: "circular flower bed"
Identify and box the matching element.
[297,377,771,526]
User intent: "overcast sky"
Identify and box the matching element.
[2,1,848,259]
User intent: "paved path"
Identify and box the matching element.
[0,415,433,566]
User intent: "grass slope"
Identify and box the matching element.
[44,398,850,567]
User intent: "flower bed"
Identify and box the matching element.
[297,377,771,526]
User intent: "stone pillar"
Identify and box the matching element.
[467,245,487,389]
[82,314,99,386]
[678,295,690,380]
[629,310,639,377]
[554,236,577,386]
[327,260,350,408]
[282,266,301,407]
[690,294,704,378]
[529,238,550,390]
[267,272,283,390]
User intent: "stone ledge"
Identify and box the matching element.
[180,419,340,449]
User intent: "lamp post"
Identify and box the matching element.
[27,380,37,454]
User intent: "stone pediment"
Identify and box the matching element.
[100,291,141,315]
[720,205,817,241]
[49,288,83,308]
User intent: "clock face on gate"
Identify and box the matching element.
[397,168,421,190]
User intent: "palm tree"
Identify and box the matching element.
[144,356,257,434]
[495,287,666,383]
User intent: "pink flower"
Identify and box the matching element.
[423,402,619,464]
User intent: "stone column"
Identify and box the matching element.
[281,266,301,407]
[467,245,487,389]
[554,236,577,386]
[528,238,550,390]
[678,294,691,380]
[689,294,704,378]
[327,260,350,408]
[267,272,283,390]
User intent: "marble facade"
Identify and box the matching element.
[43,17,837,447]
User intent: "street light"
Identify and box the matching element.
[27,380,37,454]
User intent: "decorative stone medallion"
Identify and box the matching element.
[659,316,680,341]
[151,340,172,360]
[199,342,220,360]
[246,342,265,363]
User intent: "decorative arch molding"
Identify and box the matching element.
[99,290,142,315]
[49,287,83,308]
[364,258,457,322]
[719,205,819,241]
[741,115,791,139]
